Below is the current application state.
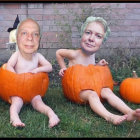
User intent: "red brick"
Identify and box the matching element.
[0,3,140,52]
[126,3,140,9]
[3,4,20,9]
[28,9,43,15]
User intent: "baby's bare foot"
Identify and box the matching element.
[10,119,25,127]
[48,114,60,128]
[135,109,140,118]
[108,114,128,125]
[127,109,140,121]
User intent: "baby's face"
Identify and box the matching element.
[81,21,105,55]
[17,19,40,55]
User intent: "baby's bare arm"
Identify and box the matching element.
[7,51,18,73]
[30,53,52,73]
[56,49,75,69]
[56,49,77,76]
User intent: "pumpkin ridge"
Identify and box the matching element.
[41,73,49,97]
[71,66,76,102]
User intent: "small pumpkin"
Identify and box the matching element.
[62,64,114,104]
[120,71,140,104]
[0,63,49,103]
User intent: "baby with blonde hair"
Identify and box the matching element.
[56,16,140,125]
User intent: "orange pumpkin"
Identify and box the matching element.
[62,64,114,104]
[120,71,140,104]
[0,63,49,103]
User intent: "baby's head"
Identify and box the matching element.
[81,16,110,42]
[16,18,40,37]
[16,18,41,54]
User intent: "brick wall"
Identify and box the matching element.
[0,3,140,60]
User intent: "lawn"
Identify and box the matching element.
[0,87,140,138]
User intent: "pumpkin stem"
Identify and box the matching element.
[132,71,138,78]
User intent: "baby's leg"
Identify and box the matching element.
[31,95,60,128]
[10,96,25,127]
[101,88,140,121]
[80,90,127,125]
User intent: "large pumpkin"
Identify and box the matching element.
[120,71,140,104]
[62,64,114,104]
[0,63,49,103]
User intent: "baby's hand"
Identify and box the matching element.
[98,59,108,66]
[59,68,67,77]
[29,69,38,74]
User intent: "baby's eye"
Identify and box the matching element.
[96,34,103,39]
[33,32,39,37]
[21,32,27,35]
[85,31,91,35]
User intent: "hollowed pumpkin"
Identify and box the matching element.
[0,63,49,103]
[120,71,140,104]
[62,64,114,104]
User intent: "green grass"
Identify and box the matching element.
[0,86,140,138]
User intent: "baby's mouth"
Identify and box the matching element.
[86,43,94,48]
[25,45,34,48]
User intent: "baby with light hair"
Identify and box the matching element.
[6,18,60,128]
[80,16,111,42]
[56,16,140,125]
